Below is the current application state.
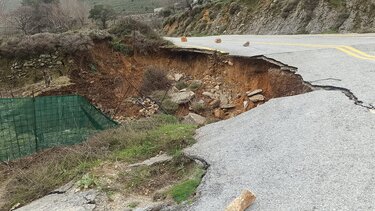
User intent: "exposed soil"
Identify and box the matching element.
[134,49,312,119]
[39,41,312,121]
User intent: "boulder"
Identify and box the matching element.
[183,113,206,126]
[246,89,263,97]
[168,86,180,95]
[249,94,265,103]
[174,73,184,81]
[170,91,195,104]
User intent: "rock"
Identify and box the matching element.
[225,190,256,211]
[167,74,175,81]
[174,73,184,81]
[214,85,220,90]
[15,189,99,211]
[243,101,249,109]
[249,94,265,103]
[56,61,63,65]
[246,89,263,97]
[183,113,207,126]
[170,91,195,104]
[220,104,236,109]
[213,109,225,119]
[215,38,222,43]
[219,93,230,105]
[167,86,180,97]
[209,99,221,109]
[203,92,215,99]
[129,154,172,167]
[168,86,179,95]
[243,41,250,47]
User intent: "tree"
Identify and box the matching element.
[8,6,34,34]
[60,0,89,27]
[21,0,58,6]
[0,0,5,17]
[89,4,116,29]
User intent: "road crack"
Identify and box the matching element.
[258,55,375,110]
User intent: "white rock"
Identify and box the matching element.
[220,104,236,109]
[174,73,184,81]
[183,113,207,126]
[246,89,263,97]
[243,101,249,109]
[170,91,195,104]
[249,94,265,103]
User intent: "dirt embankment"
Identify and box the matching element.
[163,0,375,36]
[42,41,311,122]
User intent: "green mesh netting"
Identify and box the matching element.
[0,95,117,161]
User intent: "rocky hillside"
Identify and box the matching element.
[163,0,375,35]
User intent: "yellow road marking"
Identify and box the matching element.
[179,40,375,61]
[341,46,375,59]
[252,42,375,61]
[252,41,337,48]
[336,47,375,61]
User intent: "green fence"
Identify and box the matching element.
[0,95,117,161]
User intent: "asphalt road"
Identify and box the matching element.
[166,34,375,211]
[166,34,375,107]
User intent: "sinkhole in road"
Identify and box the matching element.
[135,48,312,120]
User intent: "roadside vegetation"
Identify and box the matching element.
[0,115,202,210]
[0,0,208,210]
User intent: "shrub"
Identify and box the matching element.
[175,81,188,90]
[191,100,206,113]
[109,18,172,55]
[159,8,173,18]
[150,90,169,103]
[110,40,134,56]
[109,18,159,40]
[161,99,179,114]
[0,30,112,58]
[189,80,202,91]
[141,67,171,95]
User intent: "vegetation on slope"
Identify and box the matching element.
[163,0,375,35]
[0,115,200,210]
